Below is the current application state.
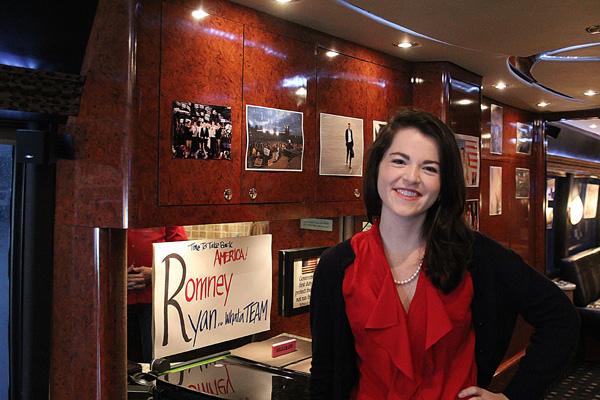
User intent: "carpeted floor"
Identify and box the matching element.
[545,361,600,399]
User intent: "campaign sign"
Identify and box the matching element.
[153,235,272,359]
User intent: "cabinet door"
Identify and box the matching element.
[240,26,316,204]
[158,2,243,205]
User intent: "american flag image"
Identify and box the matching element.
[302,257,319,275]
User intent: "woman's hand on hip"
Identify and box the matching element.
[458,386,508,399]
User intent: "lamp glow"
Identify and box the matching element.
[584,90,598,96]
[493,82,507,90]
[325,50,339,58]
[191,8,209,19]
[568,195,584,225]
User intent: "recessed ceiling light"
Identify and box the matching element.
[590,124,598,129]
[586,24,600,35]
[493,82,507,90]
[325,50,339,58]
[584,89,598,96]
[396,41,419,49]
[537,101,549,108]
[456,99,474,106]
[191,8,209,19]
[480,104,489,110]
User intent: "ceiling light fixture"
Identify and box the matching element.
[493,82,507,90]
[396,41,418,49]
[537,101,549,108]
[325,50,339,58]
[456,99,474,106]
[590,124,598,129]
[586,24,600,35]
[584,89,598,96]
[191,8,209,19]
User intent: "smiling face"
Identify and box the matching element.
[377,127,441,224]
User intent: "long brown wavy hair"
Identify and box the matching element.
[364,109,473,293]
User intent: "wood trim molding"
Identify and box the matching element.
[547,154,600,176]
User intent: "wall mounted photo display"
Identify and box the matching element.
[245,105,304,172]
[373,120,387,142]
[515,168,530,199]
[465,199,480,231]
[172,101,232,160]
[489,166,502,215]
[516,122,533,155]
[455,134,480,187]
[490,104,503,155]
[278,246,328,317]
[583,183,599,219]
[319,113,364,177]
[547,178,556,202]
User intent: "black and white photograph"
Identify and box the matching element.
[515,168,530,199]
[172,101,232,160]
[516,122,533,155]
[490,166,502,216]
[319,113,364,176]
[373,120,387,142]
[465,199,479,231]
[245,105,304,172]
[490,104,503,154]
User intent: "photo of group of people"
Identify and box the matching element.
[515,168,530,199]
[319,113,364,177]
[171,101,232,160]
[245,105,304,171]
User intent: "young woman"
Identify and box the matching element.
[310,110,579,400]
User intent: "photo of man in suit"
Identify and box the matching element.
[345,123,354,169]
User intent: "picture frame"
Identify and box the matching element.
[489,166,502,216]
[278,246,328,317]
[319,113,364,176]
[515,168,530,199]
[490,104,503,155]
[516,122,533,155]
[455,133,480,187]
[465,199,480,231]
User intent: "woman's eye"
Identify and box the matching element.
[391,159,406,165]
[424,166,439,173]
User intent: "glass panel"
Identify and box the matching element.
[0,144,13,396]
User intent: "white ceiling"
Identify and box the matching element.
[231,0,600,113]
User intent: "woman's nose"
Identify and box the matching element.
[402,165,421,183]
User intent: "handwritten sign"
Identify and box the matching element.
[152,235,272,359]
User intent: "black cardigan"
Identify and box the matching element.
[309,232,580,400]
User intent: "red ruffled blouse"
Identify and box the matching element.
[343,225,477,399]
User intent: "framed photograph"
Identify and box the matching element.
[278,246,328,317]
[245,105,304,172]
[516,122,533,155]
[547,178,556,202]
[319,113,364,177]
[515,168,530,199]
[465,199,480,231]
[172,101,232,160]
[490,104,503,155]
[584,183,599,219]
[489,166,502,215]
[373,120,387,142]
[455,134,480,187]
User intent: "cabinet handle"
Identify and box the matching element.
[353,188,361,198]
[223,188,233,201]
[249,188,258,200]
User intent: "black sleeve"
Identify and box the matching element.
[498,248,580,400]
[309,248,337,399]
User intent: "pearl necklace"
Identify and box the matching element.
[393,256,424,286]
